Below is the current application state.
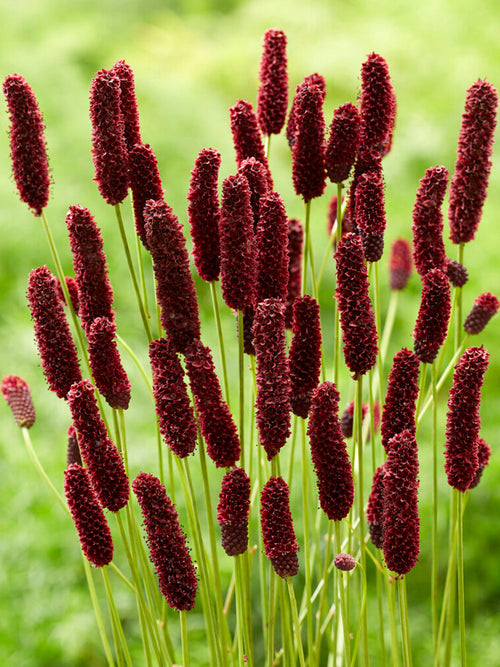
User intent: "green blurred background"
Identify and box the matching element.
[1,0,500,664]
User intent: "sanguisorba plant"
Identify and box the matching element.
[2,29,499,667]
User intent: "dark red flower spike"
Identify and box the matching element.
[327,194,353,239]
[355,171,386,262]
[257,29,288,136]
[347,146,383,226]
[237,157,270,231]
[56,277,80,314]
[260,476,299,578]
[446,259,468,288]
[359,53,396,152]
[64,463,114,567]
[1,375,36,429]
[255,192,290,305]
[389,238,412,290]
[133,472,198,611]
[325,102,361,184]
[307,382,354,521]
[444,346,489,492]
[229,99,271,185]
[110,60,142,151]
[463,292,499,334]
[286,74,326,149]
[366,464,386,549]
[3,74,50,216]
[468,437,491,489]
[27,266,82,400]
[88,317,131,410]
[128,143,164,250]
[217,467,251,556]
[284,218,304,328]
[413,268,451,364]
[67,424,82,467]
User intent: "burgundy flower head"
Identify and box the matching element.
[3,74,50,216]
[128,143,164,249]
[257,29,288,136]
[446,259,468,288]
[468,437,491,489]
[284,218,304,328]
[255,192,289,305]
[366,464,386,549]
[413,268,451,364]
[286,74,326,149]
[56,277,80,314]
[325,102,361,183]
[27,266,82,399]
[464,292,499,334]
[260,476,299,578]
[444,346,489,492]
[110,60,142,151]
[1,375,36,428]
[348,146,382,225]
[229,99,271,184]
[238,157,270,230]
[187,147,221,282]
[217,467,251,556]
[133,472,198,611]
[307,382,354,521]
[334,553,356,572]
[359,53,396,152]
[67,424,82,468]
[88,317,131,410]
[355,171,386,262]
[389,238,412,290]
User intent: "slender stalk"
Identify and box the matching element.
[398,577,412,667]
[335,521,351,666]
[455,244,464,351]
[385,574,401,667]
[180,610,189,667]
[457,490,467,667]
[210,280,231,409]
[355,375,369,666]
[238,308,246,470]
[102,566,134,667]
[350,561,368,667]
[287,577,306,667]
[431,360,439,652]
[302,200,311,296]
[300,417,314,661]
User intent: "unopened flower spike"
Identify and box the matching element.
[217,468,251,556]
[260,476,299,578]
[463,292,499,334]
[389,238,412,290]
[446,259,468,288]
[66,424,82,468]
[128,143,164,250]
[359,52,396,152]
[325,102,361,184]
[88,317,131,410]
[255,192,290,305]
[1,375,36,429]
[110,60,142,151]
[334,553,356,572]
[257,29,288,136]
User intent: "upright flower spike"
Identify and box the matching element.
[463,292,500,334]
[366,464,386,549]
[284,218,304,328]
[67,380,129,512]
[27,266,82,400]
[144,199,201,353]
[257,28,288,136]
[149,338,197,459]
[288,295,322,418]
[253,299,291,460]
[382,430,420,576]
[446,259,468,288]
[413,268,451,364]
[325,102,361,184]
[238,157,270,230]
[389,238,412,290]
[66,424,82,467]
[307,382,354,521]
[229,99,271,184]
[128,143,164,250]
[255,192,290,304]
[64,463,114,568]
[444,346,489,492]
[133,472,198,611]
[359,52,396,152]
[260,476,299,578]
[468,438,491,489]
[88,317,131,410]
[89,67,129,206]
[110,60,142,151]
[286,74,326,149]
[334,233,378,378]
[1,375,36,429]
[448,80,498,245]
[348,146,383,225]
[187,147,221,282]
[217,467,251,556]
[355,171,387,262]
[3,74,50,216]
[412,166,449,277]
[184,339,240,468]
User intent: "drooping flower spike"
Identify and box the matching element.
[389,238,412,290]
[88,317,131,410]
[217,467,251,556]
[463,292,499,334]
[260,476,299,578]
[325,102,361,184]
[110,60,142,151]
[128,143,164,250]
[359,52,396,152]
[255,192,290,305]
[257,29,288,136]
[1,375,36,429]
[413,268,451,364]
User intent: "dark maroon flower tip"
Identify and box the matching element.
[464,292,500,334]
[286,74,326,149]
[359,53,396,152]
[260,476,299,578]
[184,339,240,468]
[89,68,129,206]
[133,472,198,611]
[217,467,251,556]
[219,174,257,312]
[27,266,82,399]
[253,299,291,461]
[366,464,386,549]
[88,317,131,410]
[229,99,271,185]
[1,375,35,428]
[288,295,322,418]
[347,146,383,226]
[64,463,114,567]
[468,437,491,489]
[255,192,290,305]
[3,74,50,216]
[257,29,288,136]
[149,338,197,459]
[187,148,221,282]
[144,199,201,353]
[307,382,354,521]
[412,166,449,277]
[110,60,142,151]
[382,430,420,575]
[413,268,451,364]
[389,238,412,290]
[449,80,498,245]
[284,218,303,328]
[128,143,164,250]
[56,277,80,314]
[238,305,256,356]
[326,102,361,184]
[238,157,270,231]
[65,205,115,334]
[444,346,489,492]
[334,553,356,571]
[67,424,82,467]
[334,233,378,378]
[446,259,468,288]
[355,171,386,262]
[381,348,421,455]
[339,401,369,438]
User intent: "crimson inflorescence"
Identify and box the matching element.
[237,157,270,230]
[359,52,396,152]
[56,276,80,314]
[463,292,499,334]
[257,29,288,136]
[325,102,361,183]
[110,60,142,151]
[255,192,290,305]
[1,375,36,429]
[260,476,299,578]
[217,467,251,556]
[284,218,304,328]
[366,464,386,549]
[128,143,164,249]
[468,437,491,489]
[229,99,271,184]
[286,74,326,149]
[348,146,382,225]
[88,317,131,410]
[446,259,468,288]
[389,238,412,290]
[355,171,386,262]
[67,424,82,468]
[334,553,356,572]
[413,268,451,364]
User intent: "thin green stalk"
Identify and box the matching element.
[302,200,311,295]
[102,566,134,667]
[350,561,368,667]
[355,376,369,666]
[135,233,150,324]
[300,418,314,662]
[385,574,401,667]
[376,568,388,667]
[379,290,399,365]
[280,577,295,667]
[180,610,189,667]
[238,308,246,470]
[436,491,458,667]
[210,280,231,408]
[414,362,428,431]
[455,244,464,351]
[431,360,439,652]
[287,577,306,667]
[398,577,412,667]
[335,521,351,667]
[313,522,333,662]
[235,554,253,666]
[457,490,467,667]
[267,567,277,667]
[372,261,385,403]
[264,133,272,160]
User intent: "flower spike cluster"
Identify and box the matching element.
[446,259,468,288]
[257,29,288,136]
[217,468,251,556]
[260,477,299,578]
[325,102,361,183]
[413,268,451,364]
[128,143,164,249]
[1,375,36,428]
[463,292,499,334]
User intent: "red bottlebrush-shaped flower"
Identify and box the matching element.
[446,259,468,288]
[334,233,378,378]
[355,171,386,262]
[56,277,80,314]
[144,199,201,353]
[184,339,240,468]
[67,424,82,467]
[219,174,257,312]
[217,467,251,556]
[255,192,290,304]
[110,60,142,151]
[449,80,498,245]
[413,268,451,364]
[149,338,197,459]
[326,102,361,183]
[89,68,129,205]
[67,380,129,512]
[88,317,131,410]
[366,464,386,549]
[464,292,499,334]
[260,476,299,578]
[65,205,114,334]
[3,74,50,216]
[468,437,491,489]
[284,218,303,328]
[291,83,327,202]
[27,266,82,399]
[359,53,396,152]
[133,472,198,611]
[412,166,449,277]
[1,375,36,428]
[187,147,221,282]
[257,29,288,136]
[444,346,489,492]
[348,146,383,225]
[286,74,326,149]
[64,463,114,567]
[334,553,356,572]
[253,299,291,460]
[128,143,164,250]
[238,157,270,230]
[382,430,420,575]
[307,382,354,521]
[288,295,322,418]
[229,99,271,184]
[389,238,412,290]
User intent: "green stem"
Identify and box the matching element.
[355,376,369,666]
[431,360,439,653]
[398,577,412,667]
[300,418,314,662]
[180,610,189,667]
[350,561,368,667]
[102,566,133,667]
[385,574,401,667]
[238,308,245,470]
[302,200,311,296]
[210,281,231,409]
[457,490,467,667]
[335,521,351,666]
[287,577,306,667]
